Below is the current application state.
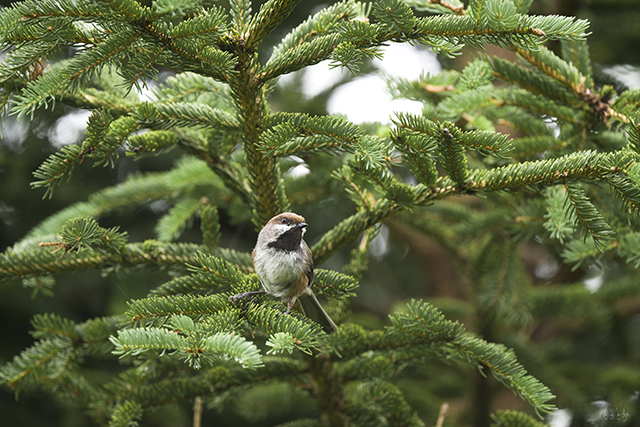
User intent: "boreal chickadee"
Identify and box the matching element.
[229,212,338,334]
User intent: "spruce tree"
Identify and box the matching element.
[1,0,639,426]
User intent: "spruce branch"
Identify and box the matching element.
[562,182,615,249]
[312,269,359,299]
[155,198,202,242]
[561,237,601,269]
[152,102,239,130]
[229,0,252,30]
[467,150,637,192]
[312,176,460,264]
[0,241,225,284]
[228,47,288,227]
[513,45,625,125]
[246,0,302,49]
[187,251,250,290]
[149,271,228,297]
[391,129,439,186]
[560,39,593,87]
[605,172,640,216]
[260,112,364,156]
[30,144,87,199]
[0,314,120,392]
[372,0,418,35]
[490,410,548,427]
[543,186,575,244]
[11,28,143,118]
[48,216,128,255]
[269,0,362,60]
[126,294,230,322]
[260,32,345,82]
[312,199,398,265]
[169,7,229,43]
[387,300,556,416]
[488,55,580,107]
[109,400,143,427]
[111,357,305,411]
[344,378,423,426]
[24,156,223,240]
[438,125,469,185]
[474,236,533,327]
[405,0,466,16]
[199,204,222,250]
[126,129,178,156]
[110,316,263,370]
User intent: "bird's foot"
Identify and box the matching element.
[228,290,267,304]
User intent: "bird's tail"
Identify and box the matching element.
[297,291,338,334]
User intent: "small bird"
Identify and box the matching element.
[229,212,338,334]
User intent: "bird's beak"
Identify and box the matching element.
[297,222,308,229]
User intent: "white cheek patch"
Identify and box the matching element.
[267,224,292,241]
[265,223,304,245]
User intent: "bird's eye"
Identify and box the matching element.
[280,218,287,224]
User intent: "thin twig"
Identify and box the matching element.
[193,396,203,427]
[430,0,466,15]
[435,402,449,427]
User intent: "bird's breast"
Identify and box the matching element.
[253,245,308,298]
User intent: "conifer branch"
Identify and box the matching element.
[260,32,345,82]
[0,241,236,283]
[199,204,221,250]
[260,112,364,156]
[112,357,305,411]
[312,199,397,265]
[313,176,461,264]
[110,318,264,370]
[152,102,239,130]
[269,0,361,60]
[228,45,288,227]
[386,300,556,415]
[30,144,87,199]
[562,182,615,249]
[513,45,626,125]
[406,0,466,15]
[229,0,252,30]
[24,156,223,239]
[306,353,346,427]
[475,236,533,327]
[4,1,639,424]
[155,198,202,242]
[246,0,302,49]
[467,150,637,192]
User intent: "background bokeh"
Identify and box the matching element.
[1,0,640,425]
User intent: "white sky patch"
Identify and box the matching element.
[327,75,424,124]
[583,263,604,292]
[284,156,311,179]
[374,43,442,79]
[298,62,345,98]
[330,44,440,124]
[369,223,390,260]
[48,109,92,148]
[601,64,640,88]
[136,80,159,102]
[1,117,30,151]
[535,258,560,280]
[548,409,572,427]
[282,43,441,124]
[544,118,561,138]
